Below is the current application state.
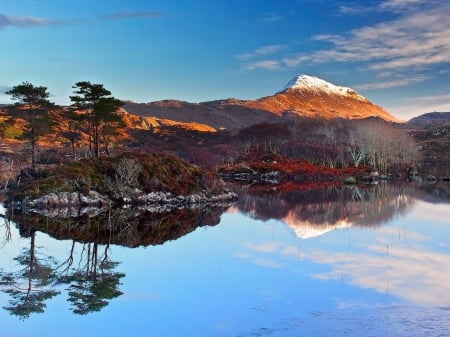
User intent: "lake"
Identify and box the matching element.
[0,182,449,336]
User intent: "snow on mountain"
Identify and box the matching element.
[281,74,368,102]
[283,218,353,240]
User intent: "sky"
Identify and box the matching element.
[0,0,449,120]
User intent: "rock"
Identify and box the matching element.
[18,187,238,216]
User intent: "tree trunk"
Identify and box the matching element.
[31,128,37,171]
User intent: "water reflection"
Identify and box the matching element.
[233,183,416,236]
[0,228,60,320]
[229,182,450,309]
[0,182,449,335]
[0,204,230,320]
[305,234,450,306]
[9,205,229,247]
[0,212,125,319]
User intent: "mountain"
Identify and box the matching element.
[123,99,280,131]
[283,217,353,240]
[402,111,450,167]
[124,74,399,130]
[406,111,450,128]
[245,75,398,121]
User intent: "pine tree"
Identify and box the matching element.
[6,82,55,170]
[70,81,124,157]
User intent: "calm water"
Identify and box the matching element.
[0,183,449,337]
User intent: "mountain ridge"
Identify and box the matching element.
[406,111,450,127]
[124,74,400,130]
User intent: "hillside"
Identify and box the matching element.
[402,112,450,168]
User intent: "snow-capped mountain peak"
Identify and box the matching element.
[281,74,367,101]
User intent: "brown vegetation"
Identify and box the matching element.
[6,152,224,203]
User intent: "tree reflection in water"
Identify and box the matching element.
[0,204,230,319]
[0,228,59,320]
[57,242,125,315]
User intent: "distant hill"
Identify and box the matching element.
[124,74,399,130]
[403,112,450,169]
[406,111,450,128]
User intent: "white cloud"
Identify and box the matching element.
[354,76,430,90]
[275,2,450,91]
[338,4,374,15]
[378,0,428,11]
[339,0,432,15]
[281,55,310,67]
[255,45,285,55]
[0,13,56,29]
[245,60,281,71]
[238,0,450,119]
[236,44,285,61]
[387,93,450,119]
[307,4,450,72]
[376,71,394,79]
[403,93,450,105]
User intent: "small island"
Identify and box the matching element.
[7,152,237,214]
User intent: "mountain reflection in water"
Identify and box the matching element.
[0,181,448,329]
[232,183,418,238]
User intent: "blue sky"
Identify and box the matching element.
[0,0,449,120]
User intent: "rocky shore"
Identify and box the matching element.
[11,189,238,217]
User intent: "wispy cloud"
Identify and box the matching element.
[262,12,282,23]
[0,13,58,29]
[310,4,450,69]
[406,93,450,104]
[102,11,162,20]
[0,9,162,30]
[236,44,286,60]
[237,44,286,71]
[238,1,449,98]
[338,4,374,15]
[339,0,433,15]
[387,93,450,119]
[378,0,429,11]
[278,2,450,91]
[354,75,430,90]
[245,60,281,71]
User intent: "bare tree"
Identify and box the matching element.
[116,157,142,187]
